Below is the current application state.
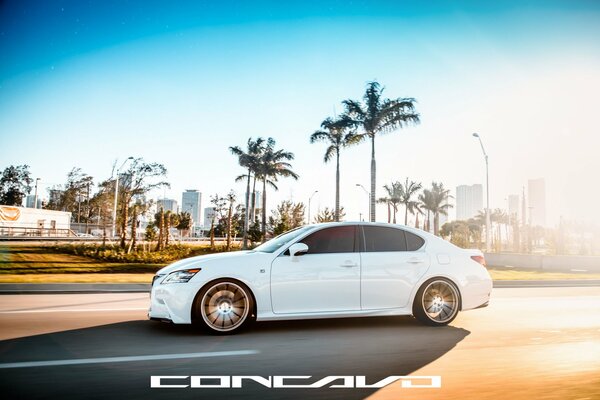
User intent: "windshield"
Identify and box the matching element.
[253,226,314,253]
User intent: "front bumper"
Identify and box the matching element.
[148,275,197,324]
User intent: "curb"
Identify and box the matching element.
[0,283,151,294]
[0,280,599,294]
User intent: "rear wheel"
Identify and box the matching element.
[194,280,255,334]
[413,278,460,326]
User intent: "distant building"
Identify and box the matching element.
[456,184,483,220]
[157,198,178,213]
[528,178,546,227]
[25,195,42,209]
[508,194,520,221]
[203,207,216,229]
[181,190,201,227]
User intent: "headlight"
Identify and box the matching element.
[161,268,201,284]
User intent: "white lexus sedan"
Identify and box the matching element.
[149,222,492,334]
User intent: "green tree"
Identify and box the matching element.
[314,206,346,223]
[209,194,227,249]
[117,159,169,249]
[176,211,193,237]
[47,168,94,223]
[310,116,359,221]
[229,137,265,249]
[255,138,299,241]
[342,81,420,222]
[268,200,306,235]
[0,165,33,206]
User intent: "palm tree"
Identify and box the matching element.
[418,190,434,232]
[310,116,359,221]
[342,81,420,222]
[423,182,453,236]
[378,183,400,223]
[230,137,265,249]
[255,138,299,241]
[398,178,422,225]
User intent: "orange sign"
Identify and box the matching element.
[0,206,21,221]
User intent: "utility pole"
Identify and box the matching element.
[307,191,318,224]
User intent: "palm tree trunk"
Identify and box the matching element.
[434,213,439,236]
[120,195,128,249]
[261,178,267,242]
[392,204,396,224]
[250,177,257,223]
[426,211,431,232]
[128,205,137,254]
[387,203,390,223]
[242,169,251,249]
[370,135,376,222]
[404,204,409,225]
[415,213,419,229]
[335,151,340,222]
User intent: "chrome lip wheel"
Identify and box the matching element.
[422,280,458,323]
[200,282,249,332]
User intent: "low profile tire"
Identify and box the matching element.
[413,278,461,326]
[193,279,255,334]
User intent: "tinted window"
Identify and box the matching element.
[299,226,355,254]
[362,226,407,252]
[406,231,425,251]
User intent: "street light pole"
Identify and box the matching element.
[111,157,133,238]
[307,190,318,224]
[356,184,370,221]
[473,133,491,253]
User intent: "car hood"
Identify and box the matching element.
[156,250,267,275]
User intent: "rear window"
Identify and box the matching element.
[362,226,407,252]
[406,231,425,251]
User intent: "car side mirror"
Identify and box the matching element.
[288,243,309,258]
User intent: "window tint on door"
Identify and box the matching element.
[299,226,356,254]
[362,226,407,252]
[406,231,425,251]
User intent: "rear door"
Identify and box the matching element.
[360,225,430,309]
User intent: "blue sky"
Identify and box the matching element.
[1,1,599,225]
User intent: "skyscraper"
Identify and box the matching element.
[157,198,178,213]
[508,194,520,220]
[203,207,216,229]
[528,178,546,227]
[456,184,483,220]
[181,190,201,227]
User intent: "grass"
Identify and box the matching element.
[1,244,599,283]
[0,244,165,276]
[487,267,600,281]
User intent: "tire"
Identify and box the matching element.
[193,279,255,334]
[413,278,461,326]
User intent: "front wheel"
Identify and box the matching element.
[194,280,255,334]
[413,278,460,326]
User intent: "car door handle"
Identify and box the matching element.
[407,257,425,264]
[340,261,359,268]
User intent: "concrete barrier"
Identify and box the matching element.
[485,253,600,273]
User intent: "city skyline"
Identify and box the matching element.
[1,1,599,226]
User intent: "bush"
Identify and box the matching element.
[51,243,238,264]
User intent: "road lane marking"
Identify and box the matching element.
[0,308,148,314]
[0,350,260,369]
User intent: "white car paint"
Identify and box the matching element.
[148,222,492,325]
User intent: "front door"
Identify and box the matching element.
[271,225,360,314]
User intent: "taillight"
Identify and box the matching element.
[471,255,486,266]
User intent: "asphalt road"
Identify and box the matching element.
[0,287,598,400]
